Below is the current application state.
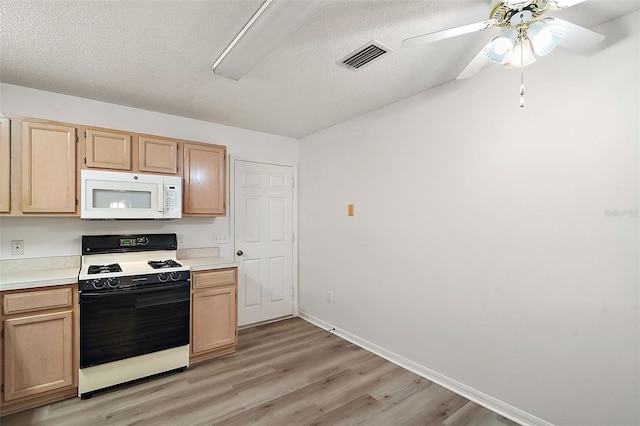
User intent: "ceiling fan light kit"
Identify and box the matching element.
[528,19,567,56]
[504,38,537,68]
[485,28,519,64]
[402,0,605,107]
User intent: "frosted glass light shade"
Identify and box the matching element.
[505,38,537,68]
[528,19,566,56]
[485,28,518,64]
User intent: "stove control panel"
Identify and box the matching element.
[79,270,190,292]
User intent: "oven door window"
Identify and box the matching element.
[80,283,190,368]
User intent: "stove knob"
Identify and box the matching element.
[158,272,169,282]
[92,279,104,289]
[107,278,120,288]
[170,272,181,281]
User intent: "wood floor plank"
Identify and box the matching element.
[1,317,520,426]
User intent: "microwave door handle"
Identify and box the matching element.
[158,184,164,212]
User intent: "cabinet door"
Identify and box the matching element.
[138,136,178,174]
[21,122,76,213]
[191,286,237,354]
[4,310,74,401]
[85,128,131,170]
[0,118,10,212]
[183,143,226,215]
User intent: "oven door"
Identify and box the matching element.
[79,282,190,368]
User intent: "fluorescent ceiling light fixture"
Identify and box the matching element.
[485,28,518,64]
[528,19,566,56]
[212,0,322,80]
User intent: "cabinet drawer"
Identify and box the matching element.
[192,268,237,290]
[3,287,73,315]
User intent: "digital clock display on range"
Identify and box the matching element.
[119,238,136,246]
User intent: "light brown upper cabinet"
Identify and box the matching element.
[84,128,131,170]
[0,118,10,213]
[182,142,226,216]
[138,136,178,174]
[21,121,77,213]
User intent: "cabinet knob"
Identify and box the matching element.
[236,250,244,256]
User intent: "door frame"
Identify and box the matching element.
[229,156,299,326]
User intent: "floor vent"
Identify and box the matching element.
[338,41,391,71]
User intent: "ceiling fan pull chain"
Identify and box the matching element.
[519,35,525,108]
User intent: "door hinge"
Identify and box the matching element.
[292,178,295,188]
[292,232,295,243]
[291,287,295,297]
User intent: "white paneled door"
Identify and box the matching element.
[234,160,294,326]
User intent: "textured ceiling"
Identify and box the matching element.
[1,0,639,138]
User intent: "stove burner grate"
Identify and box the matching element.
[88,263,123,274]
[147,259,182,269]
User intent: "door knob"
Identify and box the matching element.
[236,250,244,256]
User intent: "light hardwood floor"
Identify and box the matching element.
[2,318,519,425]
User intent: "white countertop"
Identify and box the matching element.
[0,267,80,292]
[0,255,238,292]
[178,256,239,272]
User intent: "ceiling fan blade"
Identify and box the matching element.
[402,19,496,48]
[554,18,605,52]
[456,46,490,80]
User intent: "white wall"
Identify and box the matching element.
[0,83,298,259]
[299,11,639,426]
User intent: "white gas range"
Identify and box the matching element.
[78,233,191,397]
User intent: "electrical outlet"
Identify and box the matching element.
[327,291,333,303]
[11,240,24,255]
[213,234,228,244]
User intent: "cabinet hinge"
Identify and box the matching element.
[1,329,3,338]
[84,130,87,138]
[75,135,79,143]
[84,157,86,165]
[75,198,78,206]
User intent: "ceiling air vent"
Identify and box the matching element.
[338,41,391,71]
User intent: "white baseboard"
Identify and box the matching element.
[298,310,553,426]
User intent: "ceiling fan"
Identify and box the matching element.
[403,0,605,84]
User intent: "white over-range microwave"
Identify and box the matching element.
[81,170,182,219]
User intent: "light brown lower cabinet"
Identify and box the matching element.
[0,284,78,417]
[190,268,238,364]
